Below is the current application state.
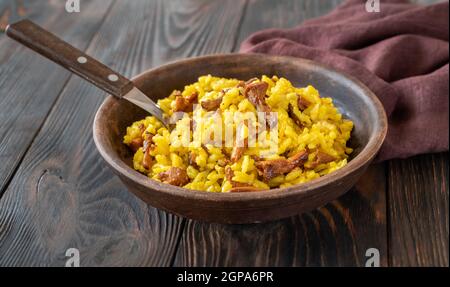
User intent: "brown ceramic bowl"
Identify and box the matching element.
[93,54,387,224]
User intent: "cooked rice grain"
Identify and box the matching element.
[124,75,353,192]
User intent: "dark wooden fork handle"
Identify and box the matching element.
[6,19,134,98]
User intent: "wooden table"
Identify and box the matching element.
[0,0,447,267]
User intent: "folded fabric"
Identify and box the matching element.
[240,0,449,161]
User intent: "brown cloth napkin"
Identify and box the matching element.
[240,0,449,161]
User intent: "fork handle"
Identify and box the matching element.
[6,19,134,98]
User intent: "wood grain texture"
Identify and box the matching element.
[174,0,388,267]
[0,0,247,267]
[235,0,343,49]
[0,0,114,197]
[0,0,447,267]
[175,165,387,266]
[389,0,447,268]
[234,0,444,49]
[388,153,449,267]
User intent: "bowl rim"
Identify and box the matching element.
[93,53,388,203]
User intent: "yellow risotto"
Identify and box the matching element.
[123,75,354,193]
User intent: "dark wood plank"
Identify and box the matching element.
[174,0,388,267]
[0,0,115,197]
[235,0,443,49]
[0,0,247,267]
[389,0,449,267]
[175,165,387,267]
[388,153,449,267]
[235,0,342,48]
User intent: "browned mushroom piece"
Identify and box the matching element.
[251,155,263,162]
[243,81,279,131]
[288,103,303,128]
[308,151,337,169]
[255,159,292,182]
[189,118,197,133]
[225,166,253,188]
[244,81,271,113]
[128,123,147,152]
[173,97,186,112]
[142,133,154,170]
[289,150,310,166]
[217,158,231,167]
[237,81,246,88]
[230,119,250,163]
[297,94,312,111]
[129,138,144,152]
[201,144,210,155]
[230,137,248,162]
[265,111,278,130]
[173,92,198,112]
[201,96,223,111]
[245,77,259,85]
[225,166,234,182]
[231,147,245,163]
[142,151,152,170]
[138,123,146,133]
[158,167,189,187]
[255,150,309,182]
[188,152,199,168]
[316,151,336,163]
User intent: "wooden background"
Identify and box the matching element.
[0,0,447,267]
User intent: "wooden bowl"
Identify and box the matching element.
[93,54,387,224]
